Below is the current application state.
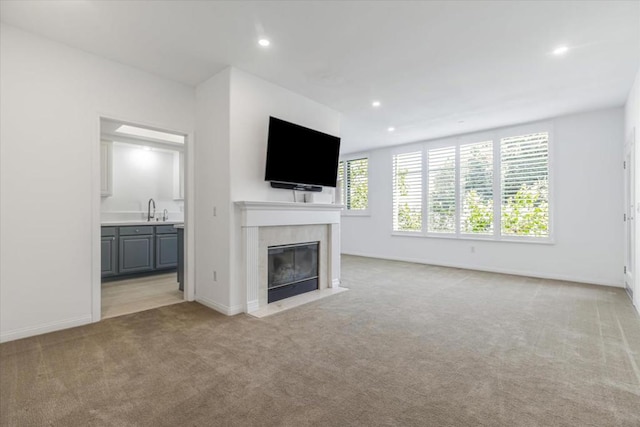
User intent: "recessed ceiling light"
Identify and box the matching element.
[552,45,569,56]
[143,146,152,151]
[258,39,270,47]
[387,127,395,132]
[372,101,381,107]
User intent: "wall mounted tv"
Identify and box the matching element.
[265,116,341,192]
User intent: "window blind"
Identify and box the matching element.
[427,146,456,233]
[460,141,493,234]
[337,161,345,206]
[500,132,549,237]
[393,151,422,231]
[344,158,368,210]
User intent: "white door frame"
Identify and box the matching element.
[92,113,196,321]
[624,127,636,307]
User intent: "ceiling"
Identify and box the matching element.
[1,1,639,154]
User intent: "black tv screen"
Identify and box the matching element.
[265,116,341,188]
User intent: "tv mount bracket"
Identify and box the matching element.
[270,181,323,192]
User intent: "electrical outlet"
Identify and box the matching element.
[470,246,475,253]
[213,270,217,281]
[213,206,217,217]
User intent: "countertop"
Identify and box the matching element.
[101,220,184,227]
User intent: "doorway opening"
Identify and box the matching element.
[99,118,187,319]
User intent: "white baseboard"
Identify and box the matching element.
[0,315,92,343]
[196,296,244,316]
[341,251,625,288]
[246,300,260,313]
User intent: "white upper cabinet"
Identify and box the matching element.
[173,150,184,200]
[100,140,113,197]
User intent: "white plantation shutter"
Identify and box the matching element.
[337,161,345,206]
[427,146,456,233]
[393,151,422,231]
[460,141,493,235]
[344,158,368,210]
[500,132,549,237]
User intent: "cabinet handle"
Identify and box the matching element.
[111,237,116,241]
[135,229,139,232]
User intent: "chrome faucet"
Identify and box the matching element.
[162,209,168,221]
[147,198,156,221]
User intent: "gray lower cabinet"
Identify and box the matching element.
[177,227,184,291]
[102,224,177,280]
[119,234,154,274]
[156,234,178,269]
[101,227,118,278]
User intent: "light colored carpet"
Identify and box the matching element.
[1,255,639,426]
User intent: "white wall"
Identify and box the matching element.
[0,24,195,342]
[194,67,341,314]
[101,142,184,221]
[342,108,625,287]
[228,68,341,203]
[624,67,639,309]
[194,68,233,313]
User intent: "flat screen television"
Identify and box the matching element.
[265,116,341,192]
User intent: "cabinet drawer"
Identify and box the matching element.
[101,227,117,237]
[156,225,177,234]
[119,226,154,236]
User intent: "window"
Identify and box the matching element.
[390,127,550,241]
[338,158,368,211]
[500,132,549,238]
[460,141,493,235]
[393,151,422,231]
[427,146,456,233]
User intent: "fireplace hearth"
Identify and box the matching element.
[268,242,319,303]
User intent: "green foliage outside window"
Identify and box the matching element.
[462,190,493,233]
[461,145,493,234]
[428,157,455,232]
[461,181,549,236]
[346,160,368,210]
[501,180,549,237]
[396,169,422,231]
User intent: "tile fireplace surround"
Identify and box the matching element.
[235,201,344,315]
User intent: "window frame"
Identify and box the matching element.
[390,121,554,244]
[495,122,554,244]
[338,154,370,216]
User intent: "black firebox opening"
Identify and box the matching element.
[268,242,319,303]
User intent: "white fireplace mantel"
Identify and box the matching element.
[235,201,343,314]
[236,200,343,227]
